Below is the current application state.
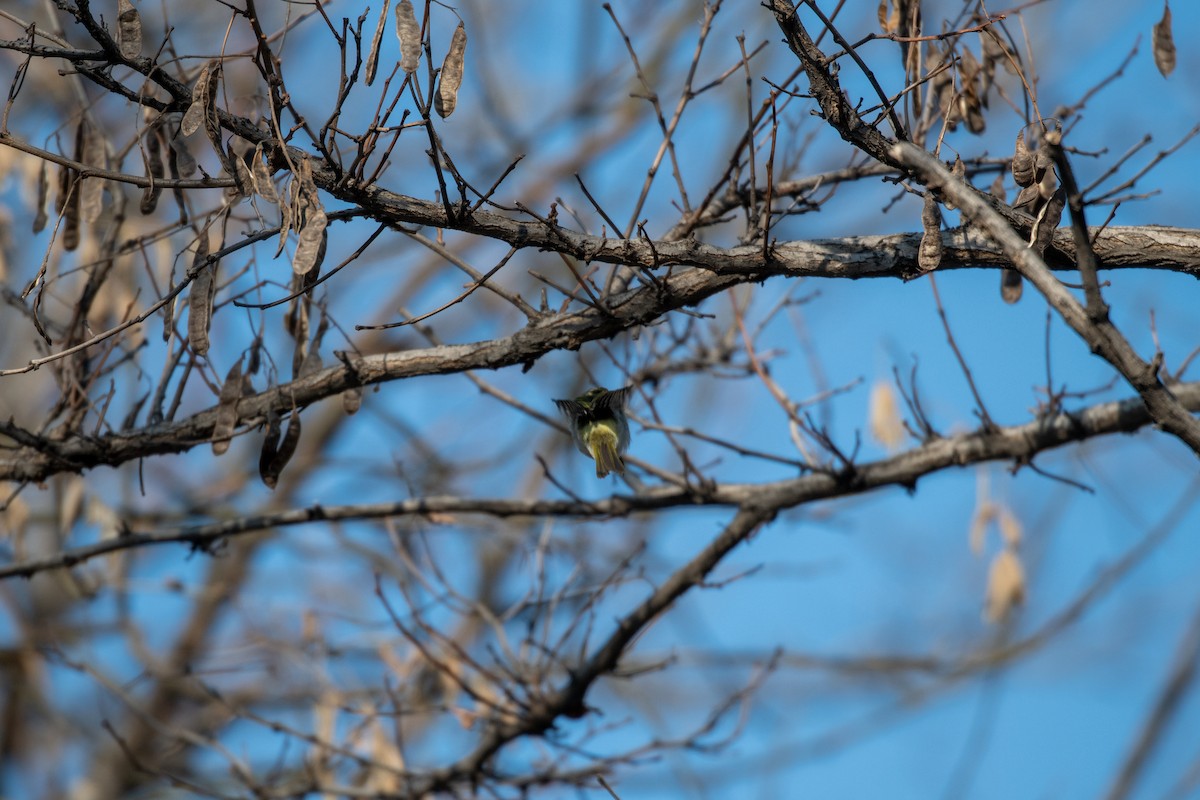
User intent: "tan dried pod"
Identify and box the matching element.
[250,144,280,202]
[1011,130,1034,186]
[187,234,214,356]
[917,192,942,271]
[212,357,244,455]
[180,63,214,137]
[293,206,327,275]
[366,0,391,86]
[435,22,467,118]
[877,0,899,34]
[80,121,107,223]
[342,386,363,415]
[1153,2,1176,78]
[117,0,142,60]
[868,380,904,451]
[396,0,421,74]
[168,113,197,178]
[984,548,1026,622]
[227,141,252,198]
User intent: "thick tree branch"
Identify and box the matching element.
[5,381,1200,579]
[892,142,1200,457]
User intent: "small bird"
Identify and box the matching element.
[553,386,632,478]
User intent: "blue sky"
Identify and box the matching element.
[2,1,1200,797]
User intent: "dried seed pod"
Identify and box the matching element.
[32,160,48,233]
[141,124,165,214]
[984,548,1025,623]
[168,113,197,178]
[435,22,467,118]
[877,0,899,35]
[868,380,904,452]
[261,413,301,489]
[1153,2,1176,78]
[366,0,391,85]
[293,207,327,275]
[250,144,280,202]
[981,27,1019,75]
[227,140,253,198]
[1000,270,1023,303]
[342,386,363,415]
[1033,148,1054,189]
[187,234,214,356]
[1030,187,1065,255]
[258,409,281,487]
[212,358,244,455]
[180,64,214,137]
[396,0,421,74]
[917,192,943,272]
[61,121,84,251]
[1011,130,1035,186]
[117,0,142,60]
[80,121,107,223]
[1012,183,1040,211]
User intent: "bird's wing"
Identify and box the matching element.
[599,385,633,410]
[553,398,581,418]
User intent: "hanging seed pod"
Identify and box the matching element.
[61,121,84,251]
[1030,187,1065,255]
[258,409,281,487]
[293,205,327,275]
[1001,270,1023,303]
[261,412,301,489]
[117,0,142,60]
[366,0,391,85]
[917,193,943,272]
[1011,130,1034,187]
[80,121,107,223]
[342,386,363,415]
[435,22,467,118]
[187,234,214,356]
[396,0,421,74]
[141,123,165,214]
[1153,2,1176,78]
[180,64,214,137]
[32,160,48,233]
[212,358,244,455]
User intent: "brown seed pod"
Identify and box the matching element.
[187,234,214,357]
[1011,130,1034,187]
[917,192,943,272]
[1153,2,1176,78]
[32,160,48,233]
[396,0,421,74]
[365,0,391,86]
[212,358,244,455]
[117,0,142,60]
[435,22,467,118]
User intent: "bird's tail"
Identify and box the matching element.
[589,430,625,478]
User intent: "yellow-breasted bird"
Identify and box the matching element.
[553,386,632,478]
